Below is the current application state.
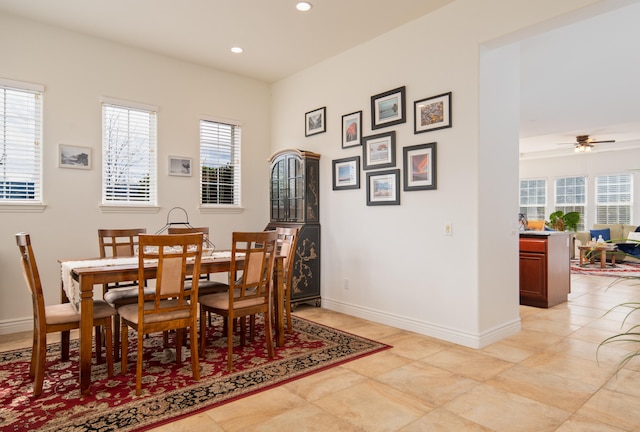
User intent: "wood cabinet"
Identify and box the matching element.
[267,149,321,306]
[519,233,571,308]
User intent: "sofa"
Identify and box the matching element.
[574,223,640,263]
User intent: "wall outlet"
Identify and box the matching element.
[444,223,453,236]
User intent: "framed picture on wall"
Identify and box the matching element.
[403,142,437,191]
[366,169,400,206]
[371,86,406,129]
[413,92,452,134]
[332,156,360,190]
[305,106,326,136]
[168,156,192,176]
[341,111,362,148]
[58,144,91,169]
[362,131,396,170]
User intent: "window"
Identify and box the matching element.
[555,176,586,231]
[0,79,42,202]
[102,99,157,205]
[519,179,546,220]
[200,118,241,206]
[596,173,632,224]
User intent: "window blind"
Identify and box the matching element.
[0,81,42,202]
[595,173,632,224]
[200,118,241,206]
[102,103,157,205]
[555,176,586,230]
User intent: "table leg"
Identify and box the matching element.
[79,275,94,396]
[600,250,606,269]
[273,258,285,347]
[579,249,586,266]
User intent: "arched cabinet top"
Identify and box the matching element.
[268,148,321,163]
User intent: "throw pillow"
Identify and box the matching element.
[628,231,640,242]
[590,228,611,242]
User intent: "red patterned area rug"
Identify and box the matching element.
[570,259,640,278]
[0,316,390,432]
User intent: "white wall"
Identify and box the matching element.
[270,0,603,348]
[0,14,271,333]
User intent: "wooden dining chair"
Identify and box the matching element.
[199,231,277,371]
[275,226,300,334]
[99,228,149,359]
[118,233,203,396]
[16,232,115,397]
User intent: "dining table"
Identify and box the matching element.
[60,251,286,396]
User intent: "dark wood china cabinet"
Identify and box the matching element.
[266,149,321,307]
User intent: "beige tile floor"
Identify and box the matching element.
[3,273,640,431]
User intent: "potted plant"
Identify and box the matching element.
[545,210,580,231]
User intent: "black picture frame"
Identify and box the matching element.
[341,110,362,148]
[371,86,406,130]
[413,92,452,134]
[332,156,360,190]
[305,106,326,137]
[366,169,400,206]
[362,131,396,170]
[403,142,437,191]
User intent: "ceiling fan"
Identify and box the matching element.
[559,135,616,152]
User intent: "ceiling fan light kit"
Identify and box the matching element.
[558,135,615,153]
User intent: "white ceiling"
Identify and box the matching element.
[1,0,639,156]
[0,0,452,83]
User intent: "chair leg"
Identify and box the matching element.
[176,329,183,364]
[113,313,121,361]
[189,324,200,381]
[285,287,293,334]
[61,329,71,361]
[264,311,274,359]
[103,321,114,378]
[227,315,234,372]
[33,332,47,397]
[95,326,103,364]
[136,330,144,396]
[199,306,207,358]
[29,326,37,379]
[120,319,128,375]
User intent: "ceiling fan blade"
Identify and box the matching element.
[590,139,615,144]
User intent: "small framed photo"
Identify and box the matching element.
[362,131,396,170]
[403,142,437,191]
[341,111,362,148]
[332,156,360,190]
[366,169,400,206]
[371,86,406,130]
[168,156,192,176]
[59,144,91,169]
[305,106,326,137]
[414,92,452,134]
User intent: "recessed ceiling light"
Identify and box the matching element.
[296,2,312,12]
[230,47,243,54]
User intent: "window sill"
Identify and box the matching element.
[199,205,244,215]
[99,204,161,214]
[0,202,47,213]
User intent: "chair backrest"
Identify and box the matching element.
[167,226,210,248]
[230,231,278,306]
[275,226,300,284]
[98,228,146,258]
[15,233,46,331]
[137,233,203,319]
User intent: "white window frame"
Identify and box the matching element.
[595,173,633,224]
[519,178,547,221]
[100,97,158,211]
[0,78,45,213]
[199,116,242,213]
[555,176,586,231]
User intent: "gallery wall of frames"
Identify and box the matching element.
[305,87,451,206]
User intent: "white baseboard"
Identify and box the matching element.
[0,317,33,335]
[320,298,521,349]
